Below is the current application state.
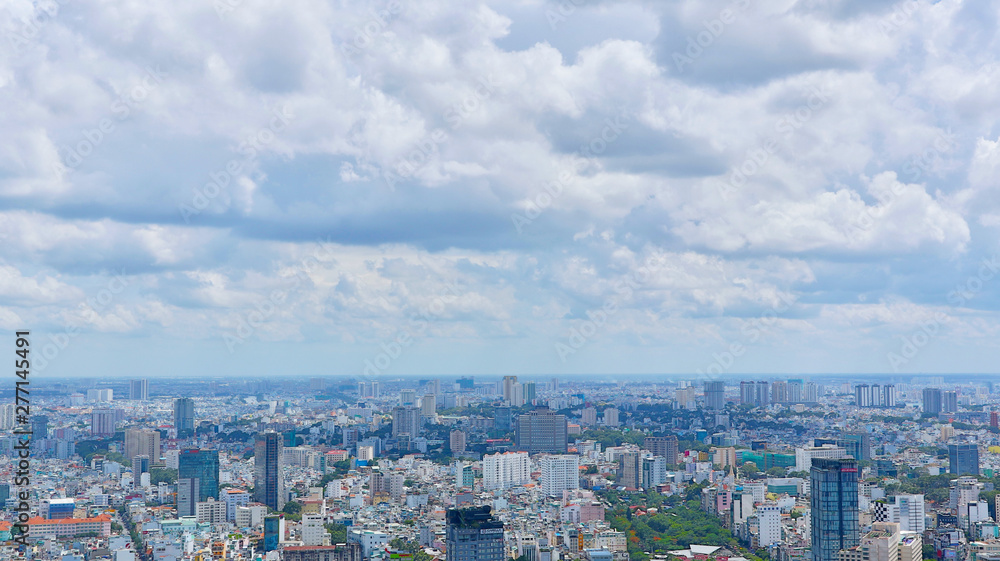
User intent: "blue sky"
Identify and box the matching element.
[2,0,999,378]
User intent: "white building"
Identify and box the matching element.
[235,504,267,527]
[348,529,389,557]
[302,514,329,546]
[795,445,847,472]
[604,408,620,427]
[757,504,782,546]
[483,452,530,490]
[195,498,227,524]
[222,489,250,522]
[541,455,580,496]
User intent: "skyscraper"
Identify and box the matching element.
[482,452,530,490]
[540,455,579,496]
[922,388,942,414]
[740,381,756,405]
[515,408,567,453]
[91,409,116,436]
[949,443,979,475]
[254,432,285,511]
[756,380,770,406]
[943,391,958,414]
[179,449,220,502]
[771,380,788,404]
[811,458,860,561]
[704,380,725,410]
[446,506,504,561]
[502,376,518,405]
[174,398,195,435]
[129,379,149,401]
[523,381,536,404]
[392,406,422,437]
[32,415,48,439]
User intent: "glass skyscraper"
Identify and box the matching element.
[255,431,286,511]
[446,506,504,561]
[811,458,859,561]
[949,443,980,475]
[178,449,220,502]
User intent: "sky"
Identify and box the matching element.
[2,0,999,378]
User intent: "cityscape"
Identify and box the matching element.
[3,375,1000,561]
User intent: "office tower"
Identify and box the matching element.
[400,389,417,406]
[421,395,437,417]
[32,415,48,439]
[740,381,755,405]
[540,455,579,496]
[483,451,530,490]
[642,456,667,488]
[704,380,725,410]
[949,443,979,475]
[811,458,860,561]
[91,409,116,436]
[523,381,536,404]
[494,406,513,431]
[758,503,782,546]
[618,451,642,489]
[838,433,872,461]
[943,391,958,414]
[133,455,150,476]
[502,376,518,405]
[788,379,803,403]
[174,398,195,435]
[756,381,770,406]
[177,477,201,517]
[264,515,286,552]
[643,436,678,464]
[455,462,475,488]
[603,407,620,427]
[125,428,161,464]
[922,388,942,414]
[179,449,220,502]
[515,408,568,453]
[882,384,896,407]
[446,506,504,561]
[254,432,286,511]
[771,380,788,404]
[392,406,422,437]
[129,379,149,401]
[450,430,467,455]
[581,407,597,426]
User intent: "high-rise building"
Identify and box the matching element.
[805,382,819,403]
[502,376,519,405]
[943,391,958,414]
[515,408,568,453]
[494,407,513,431]
[400,389,417,406]
[523,381,536,404]
[264,514,285,552]
[619,451,642,490]
[283,543,364,561]
[839,433,872,461]
[788,379,803,403]
[740,381,756,405]
[855,384,873,408]
[758,503,782,546]
[132,454,150,476]
[949,443,979,475]
[392,406,422,437]
[91,409,116,436]
[177,477,201,517]
[174,398,195,435]
[482,452,530,490]
[125,428,161,465]
[455,462,475,488]
[643,436,678,465]
[704,380,725,410]
[421,394,437,418]
[129,379,149,401]
[581,407,597,426]
[446,506,504,561]
[642,456,667,489]
[811,458,860,561]
[771,381,788,404]
[837,522,921,561]
[32,414,49,439]
[757,381,770,406]
[179,449,220,503]
[922,388,942,414]
[872,494,926,534]
[540,455,579,496]
[992,410,999,429]
[450,430,467,455]
[254,432,286,511]
[603,407,620,427]
[882,384,896,407]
